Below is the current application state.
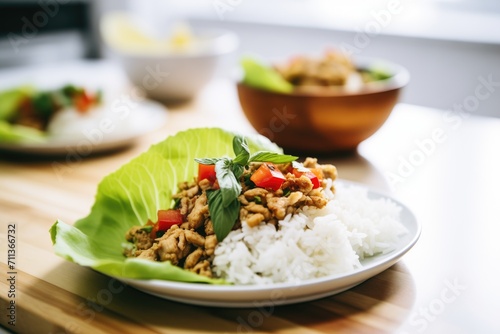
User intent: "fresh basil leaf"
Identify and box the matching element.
[193,134,297,242]
[250,151,297,164]
[32,92,54,119]
[195,157,221,165]
[215,158,242,208]
[206,190,240,242]
[231,164,245,179]
[232,135,250,166]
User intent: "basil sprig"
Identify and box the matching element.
[195,135,297,241]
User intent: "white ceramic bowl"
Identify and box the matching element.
[100,13,239,101]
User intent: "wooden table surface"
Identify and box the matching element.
[1,64,500,334]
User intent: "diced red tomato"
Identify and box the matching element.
[198,163,217,183]
[309,167,323,181]
[157,209,183,229]
[250,163,285,191]
[150,209,183,239]
[292,168,321,189]
[73,91,94,113]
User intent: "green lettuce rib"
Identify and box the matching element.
[241,57,294,94]
[50,128,282,283]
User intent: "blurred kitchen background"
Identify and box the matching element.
[1,0,499,117]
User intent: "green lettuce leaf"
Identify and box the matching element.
[241,57,294,94]
[0,86,33,121]
[0,86,47,143]
[0,121,47,143]
[50,128,283,283]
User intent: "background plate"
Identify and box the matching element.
[0,99,167,156]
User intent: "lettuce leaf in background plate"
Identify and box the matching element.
[50,128,283,284]
[0,86,47,143]
[241,57,294,94]
[0,86,34,121]
[0,121,47,143]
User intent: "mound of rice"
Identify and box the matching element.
[211,181,407,285]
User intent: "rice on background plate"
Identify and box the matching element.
[212,180,408,285]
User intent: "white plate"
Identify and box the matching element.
[0,60,168,156]
[119,186,420,307]
[0,99,167,156]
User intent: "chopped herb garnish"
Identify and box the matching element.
[196,135,297,241]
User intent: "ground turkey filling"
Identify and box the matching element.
[123,158,337,278]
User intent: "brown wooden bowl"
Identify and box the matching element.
[237,60,409,154]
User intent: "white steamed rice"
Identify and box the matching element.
[211,180,407,285]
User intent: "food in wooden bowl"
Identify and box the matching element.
[237,51,409,154]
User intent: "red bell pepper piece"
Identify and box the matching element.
[292,167,321,189]
[198,163,217,183]
[250,163,286,191]
[150,209,183,239]
[73,91,94,113]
